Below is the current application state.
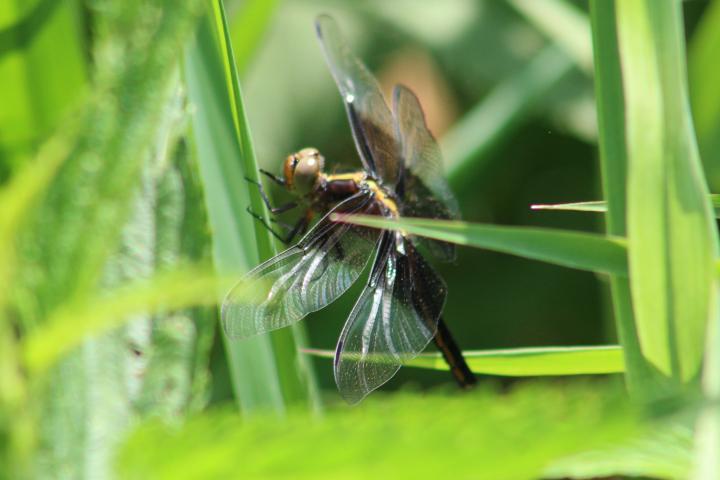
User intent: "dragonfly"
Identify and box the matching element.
[222,14,476,404]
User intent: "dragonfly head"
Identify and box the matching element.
[284,147,325,195]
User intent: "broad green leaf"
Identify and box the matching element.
[508,0,593,74]
[615,0,719,381]
[117,382,637,480]
[12,3,208,478]
[304,345,624,376]
[531,194,720,218]
[184,1,317,412]
[334,215,628,276]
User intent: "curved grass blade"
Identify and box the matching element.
[184,0,317,411]
[589,0,657,400]
[616,0,719,381]
[304,345,624,376]
[229,0,279,77]
[333,215,627,276]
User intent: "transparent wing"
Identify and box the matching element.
[334,232,447,404]
[315,14,402,186]
[222,192,380,339]
[392,84,460,261]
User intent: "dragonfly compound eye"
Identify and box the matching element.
[292,148,325,195]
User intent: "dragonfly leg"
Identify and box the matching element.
[283,213,310,245]
[246,207,309,245]
[244,176,298,214]
[259,168,287,186]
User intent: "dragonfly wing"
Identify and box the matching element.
[334,232,447,404]
[392,84,460,261]
[315,15,402,186]
[222,192,380,339]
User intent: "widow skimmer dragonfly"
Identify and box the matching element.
[222,14,476,404]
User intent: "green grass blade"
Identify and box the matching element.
[615,0,719,381]
[689,0,720,191]
[508,0,593,74]
[334,215,627,276]
[184,1,317,412]
[229,0,279,78]
[0,0,87,167]
[531,200,608,213]
[444,44,574,189]
[532,194,720,218]
[304,345,624,376]
[213,0,318,409]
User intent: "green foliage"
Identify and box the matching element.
[1,0,719,479]
[616,0,718,383]
[117,382,637,480]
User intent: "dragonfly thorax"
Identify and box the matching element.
[284,147,325,195]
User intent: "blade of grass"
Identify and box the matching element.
[0,0,86,167]
[184,0,317,412]
[531,200,608,213]
[334,215,627,276]
[444,44,574,191]
[214,0,318,410]
[694,285,720,479]
[304,345,624,376]
[508,0,593,74]
[615,0,718,381]
[531,194,720,218]
[689,0,720,191]
[229,0,279,78]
